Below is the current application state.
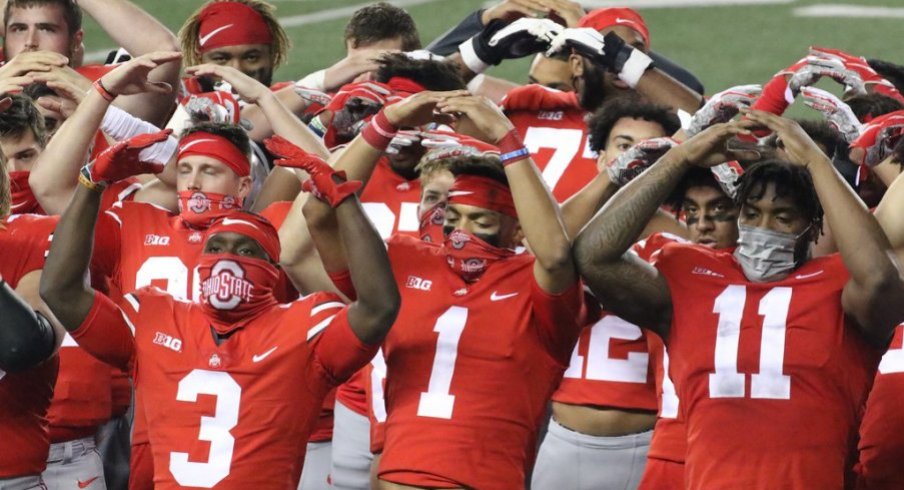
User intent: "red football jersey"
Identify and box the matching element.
[501,85,596,202]
[856,323,904,488]
[378,235,583,489]
[654,245,881,489]
[359,157,422,240]
[72,286,376,488]
[0,214,60,477]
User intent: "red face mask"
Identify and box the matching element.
[197,254,279,334]
[177,190,243,228]
[8,171,40,215]
[443,229,513,282]
[418,202,446,244]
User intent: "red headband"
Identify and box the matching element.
[578,8,650,47]
[206,212,280,261]
[198,1,273,52]
[179,131,250,177]
[448,174,516,218]
[386,77,426,96]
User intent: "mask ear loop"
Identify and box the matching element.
[793,223,816,267]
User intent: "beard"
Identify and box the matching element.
[577,60,608,112]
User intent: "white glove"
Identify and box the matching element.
[606,138,677,186]
[788,56,866,96]
[800,86,863,143]
[685,84,762,137]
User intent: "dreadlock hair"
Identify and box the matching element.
[444,155,508,187]
[374,53,465,91]
[4,0,81,36]
[587,96,680,153]
[0,94,47,148]
[867,58,904,94]
[735,159,824,241]
[179,0,290,69]
[181,122,251,161]
[844,93,904,122]
[344,2,420,51]
[665,166,726,214]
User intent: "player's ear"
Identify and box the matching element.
[595,151,608,173]
[569,54,584,78]
[237,176,253,199]
[511,224,525,249]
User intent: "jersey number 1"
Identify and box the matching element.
[709,285,793,400]
[418,306,468,419]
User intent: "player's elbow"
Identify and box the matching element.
[536,242,573,274]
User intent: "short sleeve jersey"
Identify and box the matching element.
[654,244,882,489]
[75,286,375,489]
[856,323,904,487]
[378,235,583,490]
[359,157,422,240]
[501,85,597,202]
[0,214,60,477]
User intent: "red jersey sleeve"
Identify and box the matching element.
[70,290,136,372]
[305,294,378,384]
[531,277,585,365]
[1,215,57,286]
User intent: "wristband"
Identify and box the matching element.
[308,115,327,138]
[459,38,491,75]
[496,129,528,166]
[616,49,654,89]
[79,168,106,192]
[93,79,116,102]
[361,110,398,150]
[297,69,327,92]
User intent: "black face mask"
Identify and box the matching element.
[577,60,608,112]
[443,225,502,248]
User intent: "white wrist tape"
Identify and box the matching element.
[459,38,490,75]
[618,50,654,89]
[101,105,158,141]
[298,69,327,91]
[138,136,179,166]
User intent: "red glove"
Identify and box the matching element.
[750,57,809,116]
[80,129,172,189]
[317,81,401,149]
[850,110,904,166]
[264,136,362,207]
[809,47,904,102]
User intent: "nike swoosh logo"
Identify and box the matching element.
[615,17,638,26]
[199,24,233,47]
[177,139,217,152]
[490,291,519,301]
[252,346,278,363]
[220,217,257,228]
[78,477,100,489]
[794,270,824,280]
[447,190,474,197]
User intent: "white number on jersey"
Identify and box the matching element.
[371,349,387,423]
[709,286,793,399]
[417,306,468,419]
[523,127,584,191]
[135,256,200,302]
[362,202,420,240]
[660,348,679,418]
[878,325,904,374]
[563,315,649,383]
[169,369,241,487]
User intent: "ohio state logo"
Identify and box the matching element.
[449,231,469,249]
[430,207,444,225]
[201,260,254,310]
[221,195,237,210]
[188,192,211,213]
[461,258,487,273]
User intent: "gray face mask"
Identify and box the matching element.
[733,224,806,283]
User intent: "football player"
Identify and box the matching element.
[40,133,399,487]
[574,110,904,488]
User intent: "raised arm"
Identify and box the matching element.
[185,64,330,159]
[265,137,399,345]
[78,0,181,126]
[574,124,746,339]
[29,52,181,214]
[438,94,576,293]
[742,109,904,345]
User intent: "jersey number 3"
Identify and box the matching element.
[170,369,241,487]
[709,285,793,400]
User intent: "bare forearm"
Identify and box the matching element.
[561,172,618,239]
[30,90,110,214]
[80,0,178,57]
[257,93,330,159]
[505,157,572,264]
[333,134,385,185]
[39,186,102,330]
[336,197,399,344]
[810,158,896,282]
[635,68,703,114]
[576,152,689,265]
[875,170,904,248]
